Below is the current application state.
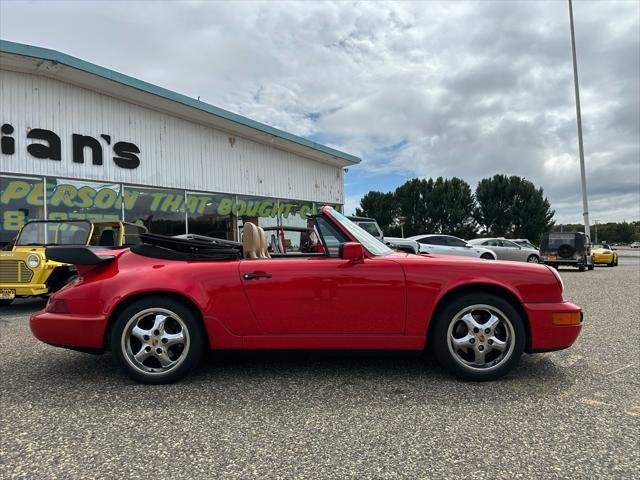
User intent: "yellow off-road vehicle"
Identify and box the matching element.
[0,219,147,306]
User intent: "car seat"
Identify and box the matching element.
[98,229,116,246]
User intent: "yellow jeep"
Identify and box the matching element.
[0,220,147,306]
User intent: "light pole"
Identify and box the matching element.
[568,0,591,240]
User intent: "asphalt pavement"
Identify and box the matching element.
[1,264,639,479]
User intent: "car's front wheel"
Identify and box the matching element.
[111,297,205,384]
[480,253,494,260]
[526,254,539,263]
[431,293,525,381]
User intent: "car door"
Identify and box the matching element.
[483,239,505,259]
[417,236,447,254]
[238,217,406,335]
[443,236,473,257]
[499,239,523,261]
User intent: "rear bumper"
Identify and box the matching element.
[592,253,614,264]
[0,284,48,296]
[30,310,107,349]
[524,301,582,352]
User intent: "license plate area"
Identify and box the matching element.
[0,289,16,300]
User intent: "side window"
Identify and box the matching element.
[315,217,348,257]
[445,236,467,248]
[421,236,442,245]
[500,240,518,248]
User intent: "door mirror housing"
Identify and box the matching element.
[340,242,365,262]
[464,243,473,248]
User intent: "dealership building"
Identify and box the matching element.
[0,40,360,245]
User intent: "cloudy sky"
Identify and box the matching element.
[1,0,638,223]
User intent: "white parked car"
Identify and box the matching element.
[348,216,420,254]
[408,234,497,259]
[468,238,541,263]
[631,241,640,249]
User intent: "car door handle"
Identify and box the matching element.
[243,272,272,280]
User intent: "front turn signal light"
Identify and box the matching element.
[552,312,581,326]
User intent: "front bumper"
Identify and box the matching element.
[0,283,49,296]
[524,301,582,352]
[30,310,108,349]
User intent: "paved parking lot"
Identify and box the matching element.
[1,264,639,479]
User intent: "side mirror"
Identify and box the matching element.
[340,242,365,262]
[464,244,473,248]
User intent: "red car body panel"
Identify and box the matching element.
[30,210,582,355]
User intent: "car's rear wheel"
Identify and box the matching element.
[526,254,539,263]
[481,253,494,260]
[608,257,615,267]
[0,299,13,307]
[431,293,525,381]
[111,298,205,384]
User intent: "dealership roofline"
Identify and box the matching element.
[0,39,361,167]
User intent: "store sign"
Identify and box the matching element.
[1,123,140,169]
[0,179,322,235]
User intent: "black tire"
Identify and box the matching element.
[526,254,540,263]
[608,256,615,267]
[431,293,526,381]
[0,299,14,307]
[558,243,576,258]
[614,256,618,266]
[111,297,205,384]
[481,253,494,260]
[578,256,586,272]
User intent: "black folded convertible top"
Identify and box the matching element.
[131,233,243,261]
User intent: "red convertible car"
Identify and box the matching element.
[30,207,582,384]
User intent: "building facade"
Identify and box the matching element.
[0,40,360,245]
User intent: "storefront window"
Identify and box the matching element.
[186,192,236,240]
[46,178,122,223]
[124,186,186,235]
[0,175,45,246]
[236,195,279,240]
[280,199,314,228]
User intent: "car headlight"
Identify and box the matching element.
[27,254,41,268]
[548,265,564,294]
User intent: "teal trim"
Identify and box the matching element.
[0,39,360,165]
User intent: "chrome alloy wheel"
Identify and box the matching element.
[447,304,516,372]
[121,308,190,375]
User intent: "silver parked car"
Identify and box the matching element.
[468,238,540,263]
[408,234,497,259]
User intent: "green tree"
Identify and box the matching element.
[429,177,476,238]
[475,174,554,242]
[355,191,398,235]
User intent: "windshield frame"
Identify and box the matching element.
[16,220,93,246]
[324,208,393,256]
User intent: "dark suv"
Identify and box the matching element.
[540,232,594,271]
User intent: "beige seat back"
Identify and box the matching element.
[242,222,261,259]
[257,226,271,258]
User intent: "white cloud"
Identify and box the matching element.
[1,0,638,223]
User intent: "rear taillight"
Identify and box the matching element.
[46,298,70,313]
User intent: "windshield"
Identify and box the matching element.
[16,221,92,246]
[326,209,392,256]
[592,244,609,249]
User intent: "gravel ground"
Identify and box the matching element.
[1,265,639,479]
